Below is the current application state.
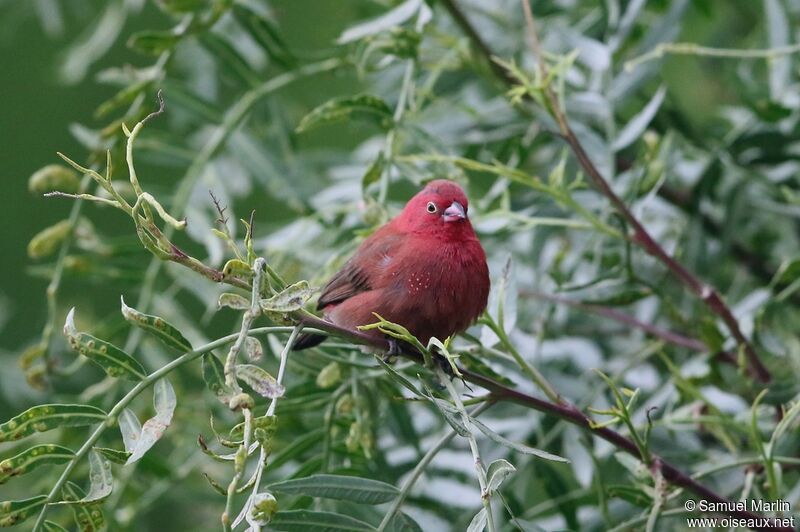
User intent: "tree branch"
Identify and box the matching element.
[295,313,790,531]
[440,0,771,383]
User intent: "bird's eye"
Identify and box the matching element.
[426,201,437,213]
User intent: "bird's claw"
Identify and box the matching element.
[382,338,402,364]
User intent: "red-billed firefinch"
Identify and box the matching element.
[294,180,490,350]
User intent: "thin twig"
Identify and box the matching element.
[377,402,494,531]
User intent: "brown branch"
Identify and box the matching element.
[440,0,771,383]
[296,313,791,531]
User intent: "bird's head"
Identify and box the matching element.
[395,180,475,237]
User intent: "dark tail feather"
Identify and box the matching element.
[292,332,326,351]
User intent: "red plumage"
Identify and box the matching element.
[294,180,490,350]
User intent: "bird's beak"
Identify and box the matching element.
[442,201,466,222]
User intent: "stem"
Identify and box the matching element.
[294,313,792,531]
[437,368,495,532]
[267,325,302,417]
[625,41,800,72]
[377,402,493,531]
[224,258,266,391]
[31,325,300,531]
[481,315,560,403]
[441,0,772,384]
[378,59,415,204]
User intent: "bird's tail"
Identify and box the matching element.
[292,332,326,351]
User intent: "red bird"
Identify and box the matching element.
[294,180,490,351]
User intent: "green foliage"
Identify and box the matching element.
[2,0,800,531]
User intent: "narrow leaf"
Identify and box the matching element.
[471,418,568,462]
[0,495,48,528]
[268,509,376,531]
[0,404,106,443]
[296,95,393,133]
[244,337,263,362]
[466,508,487,532]
[126,379,176,464]
[120,296,192,352]
[42,521,69,532]
[237,365,284,399]
[0,445,74,484]
[63,308,147,381]
[268,474,398,504]
[337,0,421,43]
[487,459,516,492]
[203,353,234,404]
[612,86,666,151]
[260,280,315,312]
[118,409,141,454]
[60,482,105,531]
[218,292,250,310]
[92,447,131,465]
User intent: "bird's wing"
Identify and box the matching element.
[317,228,404,310]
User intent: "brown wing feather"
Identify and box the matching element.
[316,227,404,310]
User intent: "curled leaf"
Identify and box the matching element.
[0,404,106,443]
[236,364,284,399]
[218,292,250,310]
[260,280,314,313]
[120,296,192,352]
[0,445,74,485]
[125,378,177,464]
[64,308,147,381]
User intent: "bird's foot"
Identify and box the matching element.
[382,338,402,364]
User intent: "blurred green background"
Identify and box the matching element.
[0,1,798,529]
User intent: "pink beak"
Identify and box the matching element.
[443,201,466,222]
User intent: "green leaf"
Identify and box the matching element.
[244,336,263,362]
[337,0,422,43]
[42,521,69,532]
[29,164,80,195]
[268,474,398,505]
[120,296,192,352]
[158,0,210,14]
[423,387,470,437]
[94,80,151,119]
[466,508,487,532]
[63,308,147,381]
[0,444,74,484]
[126,378,177,464]
[470,418,569,462]
[203,353,235,404]
[268,510,377,531]
[260,280,315,312]
[28,220,73,259]
[128,30,180,55]
[361,152,386,191]
[92,447,131,465]
[236,364,284,399]
[118,409,141,454]
[580,288,652,306]
[376,358,423,396]
[231,4,296,69]
[0,495,48,528]
[487,458,516,492]
[612,86,666,151]
[383,512,423,532]
[61,482,105,531]
[202,472,228,495]
[296,94,393,133]
[218,292,250,310]
[0,404,106,443]
[54,451,112,505]
[199,33,260,88]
